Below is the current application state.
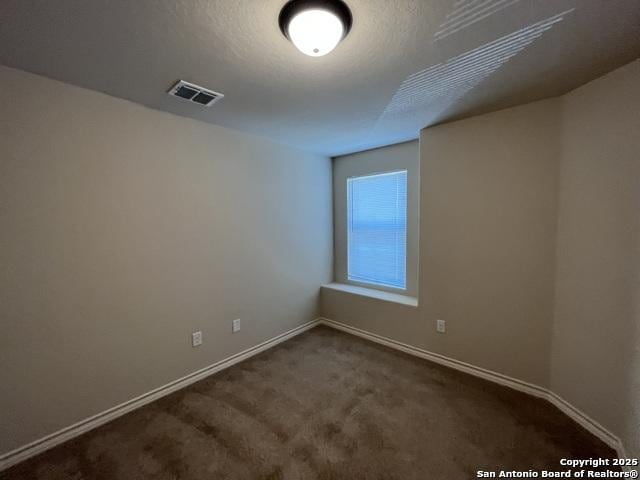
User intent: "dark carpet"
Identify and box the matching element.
[1,326,616,479]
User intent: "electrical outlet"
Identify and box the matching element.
[232,318,241,333]
[436,319,446,334]
[192,331,203,347]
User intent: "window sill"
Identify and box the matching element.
[321,283,418,307]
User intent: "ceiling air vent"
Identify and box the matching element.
[168,80,224,107]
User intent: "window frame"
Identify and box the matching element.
[331,140,419,300]
[346,169,409,292]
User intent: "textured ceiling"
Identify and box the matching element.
[0,0,639,156]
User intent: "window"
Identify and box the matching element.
[347,170,407,290]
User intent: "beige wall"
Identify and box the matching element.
[323,59,640,455]
[332,141,420,297]
[2,57,638,462]
[551,59,640,457]
[323,98,562,387]
[0,66,332,455]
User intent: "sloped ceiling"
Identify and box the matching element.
[0,0,638,156]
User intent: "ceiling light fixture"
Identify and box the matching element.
[279,0,353,57]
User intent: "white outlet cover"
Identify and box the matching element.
[436,319,446,334]
[232,319,241,333]
[192,331,203,347]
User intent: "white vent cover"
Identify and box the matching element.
[168,80,224,107]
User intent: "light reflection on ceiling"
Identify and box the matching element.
[435,0,525,41]
[370,8,575,138]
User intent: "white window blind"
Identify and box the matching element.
[347,170,407,290]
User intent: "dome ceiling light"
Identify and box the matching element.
[279,0,353,57]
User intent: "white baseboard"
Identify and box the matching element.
[318,317,628,462]
[545,392,623,457]
[1,317,632,473]
[318,318,549,399]
[616,443,640,475]
[0,318,320,472]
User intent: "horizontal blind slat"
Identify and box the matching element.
[347,170,407,289]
